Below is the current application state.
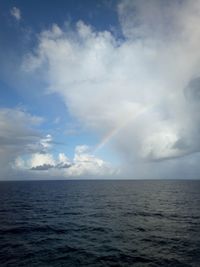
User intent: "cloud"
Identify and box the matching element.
[39,134,53,151]
[57,153,71,168]
[70,145,115,176]
[31,164,54,171]
[29,153,55,169]
[26,152,71,170]
[0,108,43,177]
[10,7,21,21]
[15,146,115,177]
[21,0,200,178]
[0,108,43,150]
[0,107,115,179]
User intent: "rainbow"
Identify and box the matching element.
[94,105,152,152]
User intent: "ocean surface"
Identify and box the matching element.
[0,180,200,267]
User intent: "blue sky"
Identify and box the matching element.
[0,0,121,179]
[0,0,118,155]
[1,0,200,179]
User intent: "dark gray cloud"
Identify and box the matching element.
[56,162,72,169]
[184,77,200,102]
[30,162,72,171]
[31,164,54,170]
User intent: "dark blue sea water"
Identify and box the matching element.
[0,180,200,267]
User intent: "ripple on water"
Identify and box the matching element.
[0,180,200,267]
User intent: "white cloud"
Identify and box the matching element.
[58,153,70,164]
[71,145,115,176]
[29,153,55,168]
[0,107,114,179]
[21,0,200,178]
[10,7,21,21]
[39,134,53,151]
[15,145,116,177]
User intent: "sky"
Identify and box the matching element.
[1,0,200,180]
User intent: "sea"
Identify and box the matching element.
[0,180,200,267]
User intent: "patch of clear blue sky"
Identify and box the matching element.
[0,0,121,163]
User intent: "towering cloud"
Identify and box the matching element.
[23,0,200,175]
